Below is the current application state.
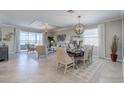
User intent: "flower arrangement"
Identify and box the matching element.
[47,36,55,47]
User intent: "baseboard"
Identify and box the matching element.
[93,55,122,62]
[105,57,122,63]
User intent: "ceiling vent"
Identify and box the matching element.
[67,10,74,14]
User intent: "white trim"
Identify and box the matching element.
[122,16,123,59]
[93,55,122,62]
[103,17,122,23]
[121,10,124,81]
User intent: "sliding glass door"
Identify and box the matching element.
[19,31,43,51]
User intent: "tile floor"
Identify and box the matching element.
[0,52,123,83]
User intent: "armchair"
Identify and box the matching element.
[35,45,47,58]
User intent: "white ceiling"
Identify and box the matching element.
[0,10,121,31]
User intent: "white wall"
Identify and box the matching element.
[0,27,15,54]
[105,20,122,61]
[54,28,77,43]
[53,28,79,48]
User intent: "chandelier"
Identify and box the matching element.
[44,23,48,34]
[74,16,84,35]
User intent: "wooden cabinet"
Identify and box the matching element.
[0,45,8,61]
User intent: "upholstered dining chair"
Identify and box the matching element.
[27,44,36,53]
[89,45,93,64]
[56,48,75,74]
[76,45,93,67]
[35,45,47,58]
[83,45,93,65]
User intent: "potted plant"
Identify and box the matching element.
[111,35,119,62]
[47,36,55,48]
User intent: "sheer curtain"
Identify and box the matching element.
[83,28,99,56]
[98,24,106,58]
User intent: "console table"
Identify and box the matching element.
[0,45,8,61]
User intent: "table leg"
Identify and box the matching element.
[74,59,78,69]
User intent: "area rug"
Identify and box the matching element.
[67,60,105,82]
[30,53,105,82]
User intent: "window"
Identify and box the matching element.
[20,31,43,50]
[83,28,98,46]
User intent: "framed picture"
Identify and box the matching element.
[57,34,66,41]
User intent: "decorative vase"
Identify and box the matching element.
[111,54,118,62]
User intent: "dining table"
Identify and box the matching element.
[67,49,84,69]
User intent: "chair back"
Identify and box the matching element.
[83,45,93,61]
[83,50,90,61]
[56,48,70,64]
[89,46,93,63]
[36,45,47,55]
[56,48,66,63]
[89,46,93,56]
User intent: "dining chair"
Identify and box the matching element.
[27,44,36,53]
[83,45,93,65]
[76,45,93,67]
[35,45,47,58]
[89,46,93,64]
[56,48,75,74]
